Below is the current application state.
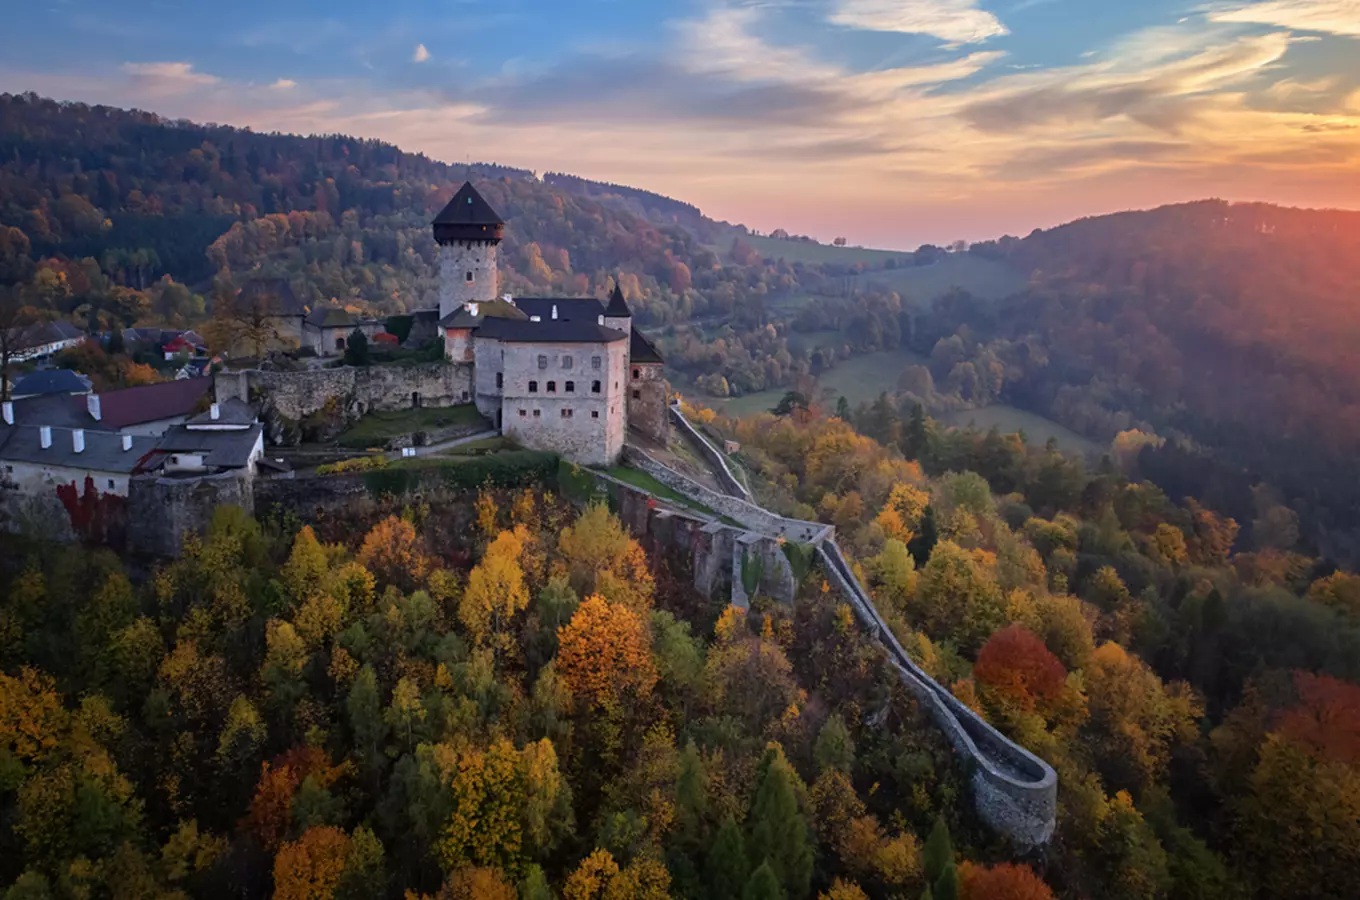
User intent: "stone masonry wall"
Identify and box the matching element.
[627,362,669,444]
[215,363,475,423]
[622,445,832,544]
[438,241,498,319]
[500,339,627,466]
[669,403,750,500]
[126,472,254,558]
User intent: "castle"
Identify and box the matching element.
[433,182,668,465]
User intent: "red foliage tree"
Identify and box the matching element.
[959,861,1057,900]
[1278,671,1360,765]
[973,624,1067,712]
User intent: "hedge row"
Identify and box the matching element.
[361,450,559,496]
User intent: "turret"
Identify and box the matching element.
[603,280,631,333]
[434,182,504,319]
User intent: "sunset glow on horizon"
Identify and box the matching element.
[2,0,1357,248]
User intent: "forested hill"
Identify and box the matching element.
[940,199,1360,557]
[0,92,736,321]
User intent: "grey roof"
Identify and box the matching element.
[475,317,627,344]
[0,424,157,473]
[305,306,361,328]
[439,297,528,329]
[153,424,263,469]
[4,394,91,430]
[15,320,83,351]
[605,283,631,318]
[12,369,92,397]
[186,398,257,427]
[631,329,664,364]
[513,297,607,323]
[3,378,213,432]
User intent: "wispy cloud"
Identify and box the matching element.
[1208,0,1360,38]
[269,78,297,90]
[120,62,220,95]
[828,0,1008,44]
[413,43,431,63]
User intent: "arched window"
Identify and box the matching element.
[565,381,575,393]
[547,381,557,393]
[529,380,538,393]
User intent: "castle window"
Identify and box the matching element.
[632,390,641,400]
[632,368,640,380]
[108,479,115,489]
[533,409,541,417]
[592,380,601,394]
[529,380,538,393]
[538,355,548,369]
[565,381,575,393]
[591,410,599,419]
[563,355,573,369]
[592,356,602,369]
[519,409,527,418]
[495,373,502,389]
[466,271,474,283]
[547,381,556,393]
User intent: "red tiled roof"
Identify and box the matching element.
[97,378,212,429]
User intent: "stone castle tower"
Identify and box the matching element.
[434,182,505,319]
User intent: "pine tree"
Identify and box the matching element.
[344,327,370,366]
[836,396,853,422]
[675,739,710,850]
[923,817,954,885]
[905,402,929,460]
[706,816,750,900]
[747,745,812,899]
[934,864,959,900]
[908,505,939,566]
[519,864,552,900]
[743,861,786,900]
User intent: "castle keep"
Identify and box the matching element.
[434,182,668,465]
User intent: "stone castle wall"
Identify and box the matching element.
[627,362,669,444]
[127,472,255,558]
[438,241,498,318]
[216,363,475,424]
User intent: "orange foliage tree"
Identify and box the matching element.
[555,594,657,710]
[974,625,1068,713]
[273,825,350,900]
[959,861,1057,900]
[358,516,430,592]
[1278,671,1360,765]
[244,747,349,850]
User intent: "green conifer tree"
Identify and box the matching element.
[743,861,787,900]
[924,817,954,885]
[747,745,812,899]
[707,816,750,900]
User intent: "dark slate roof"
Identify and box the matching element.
[98,378,213,429]
[631,329,664,364]
[305,306,359,328]
[513,297,606,323]
[12,369,92,397]
[15,320,84,351]
[439,297,528,329]
[475,317,627,344]
[186,398,257,428]
[434,182,504,226]
[153,423,263,469]
[0,424,157,473]
[433,182,506,244]
[605,283,631,318]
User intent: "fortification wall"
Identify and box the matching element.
[215,363,475,423]
[127,472,254,558]
[622,445,831,545]
[668,403,750,500]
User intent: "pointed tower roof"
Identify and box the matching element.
[432,182,505,245]
[605,280,631,318]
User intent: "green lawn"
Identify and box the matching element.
[337,404,486,449]
[859,255,1026,305]
[438,436,517,456]
[709,347,930,418]
[733,234,917,266]
[604,466,718,517]
[938,405,1103,456]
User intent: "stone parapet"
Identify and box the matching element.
[669,402,751,500]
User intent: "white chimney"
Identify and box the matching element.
[597,315,604,325]
[530,315,541,323]
[468,302,479,317]
[72,429,85,454]
[86,393,101,421]
[210,402,220,420]
[551,304,558,320]
[2,401,12,425]
[121,434,133,452]
[502,294,514,305]
[39,426,51,449]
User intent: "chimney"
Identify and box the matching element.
[40,426,52,449]
[72,429,85,454]
[468,301,479,317]
[551,304,558,320]
[2,401,11,425]
[121,434,133,452]
[530,315,541,323]
[502,294,514,305]
[210,402,220,421]
[597,315,604,325]
[86,393,101,421]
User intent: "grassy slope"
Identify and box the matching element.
[859,255,1026,304]
[938,406,1103,456]
[735,234,916,266]
[711,347,930,416]
[337,404,486,448]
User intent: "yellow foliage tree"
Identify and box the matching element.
[555,594,657,711]
[460,527,530,653]
[273,825,350,900]
[557,504,653,612]
[358,516,430,592]
[437,738,525,876]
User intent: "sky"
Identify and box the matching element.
[1,0,1358,248]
